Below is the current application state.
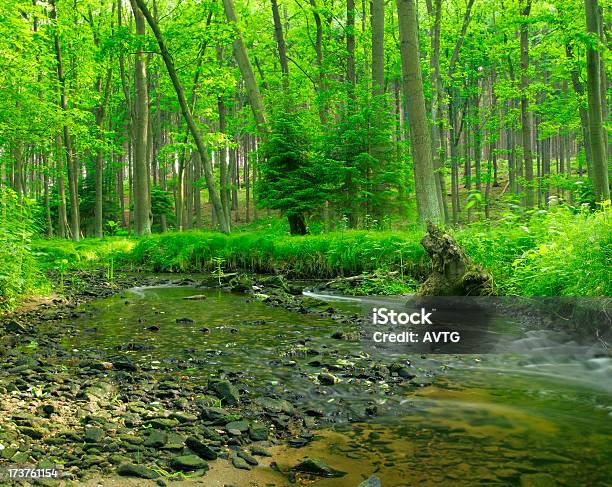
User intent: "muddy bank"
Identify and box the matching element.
[0,271,437,485]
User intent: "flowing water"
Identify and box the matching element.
[66,285,611,486]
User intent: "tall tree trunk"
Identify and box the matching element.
[129,0,152,235]
[223,0,268,132]
[397,0,442,222]
[585,0,610,201]
[371,0,384,95]
[50,0,80,241]
[271,0,289,89]
[135,0,230,233]
[520,0,534,207]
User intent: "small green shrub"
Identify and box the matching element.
[0,188,46,309]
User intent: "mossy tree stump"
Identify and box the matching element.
[419,222,492,296]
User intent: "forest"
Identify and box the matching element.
[0,0,610,485]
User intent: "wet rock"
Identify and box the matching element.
[200,426,224,442]
[170,454,208,471]
[200,407,229,422]
[231,455,251,470]
[358,475,382,487]
[251,446,271,457]
[249,423,269,441]
[117,463,159,479]
[397,367,416,379]
[5,320,28,333]
[318,373,339,385]
[144,429,168,448]
[331,331,344,339]
[237,450,258,466]
[293,458,346,478]
[111,358,138,372]
[147,325,160,332]
[84,427,104,443]
[171,411,198,423]
[210,380,240,405]
[41,404,56,416]
[164,432,186,450]
[19,426,46,439]
[146,418,179,430]
[225,420,249,433]
[186,437,218,460]
[176,317,195,324]
[254,396,295,415]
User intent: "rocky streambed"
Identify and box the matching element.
[0,271,437,486]
[1,271,610,487]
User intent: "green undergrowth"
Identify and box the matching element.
[0,188,47,310]
[28,204,611,298]
[32,238,136,273]
[457,203,611,296]
[129,229,427,279]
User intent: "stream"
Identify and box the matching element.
[56,285,612,485]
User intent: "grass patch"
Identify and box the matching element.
[129,229,428,279]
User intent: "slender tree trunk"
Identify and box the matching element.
[135,0,230,233]
[271,0,289,89]
[129,0,152,235]
[520,0,534,207]
[223,0,268,132]
[50,0,80,241]
[585,0,610,201]
[397,0,442,222]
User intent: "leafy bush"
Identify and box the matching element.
[0,188,45,309]
[457,203,611,296]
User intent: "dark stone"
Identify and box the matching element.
[397,367,416,379]
[176,317,195,324]
[225,420,249,432]
[249,423,268,441]
[144,429,168,448]
[5,320,27,333]
[231,455,251,470]
[170,454,208,471]
[84,427,104,443]
[111,358,138,372]
[146,418,179,430]
[210,380,240,405]
[293,458,346,478]
[117,463,159,479]
[237,450,258,466]
[318,373,339,385]
[251,446,271,457]
[19,427,45,440]
[186,437,218,460]
[200,407,229,422]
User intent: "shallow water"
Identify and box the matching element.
[67,286,612,486]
